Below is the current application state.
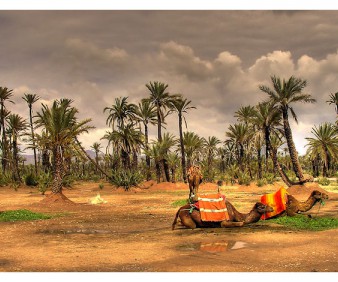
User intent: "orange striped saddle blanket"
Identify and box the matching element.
[194,193,230,222]
[260,187,288,219]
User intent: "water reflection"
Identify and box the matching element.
[177,240,248,253]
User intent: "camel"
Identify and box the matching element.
[187,165,203,201]
[284,190,329,217]
[172,200,273,230]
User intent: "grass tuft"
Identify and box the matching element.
[0,209,53,222]
[268,215,338,231]
[172,199,189,207]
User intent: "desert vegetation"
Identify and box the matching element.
[0,76,337,199]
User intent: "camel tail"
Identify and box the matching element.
[172,207,181,230]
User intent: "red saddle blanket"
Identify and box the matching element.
[195,193,230,222]
[260,187,288,219]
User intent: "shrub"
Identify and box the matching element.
[256,178,267,187]
[237,171,251,186]
[99,183,104,190]
[24,173,38,186]
[37,172,52,195]
[318,177,330,186]
[263,172,276,184]
[110,170,144,191]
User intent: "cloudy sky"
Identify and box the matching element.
[1,9,338,155]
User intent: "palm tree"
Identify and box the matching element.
[226,123,251,170]
[104,97,137,130]
[134,100,158,180]
[144,81,181,181]
[259,75,316,182]
[106,124,144,170]
[252,101,282,170]
[7,114,28,182]
[0,86,14,173]
[22,93,40,175]
[144,143,162,183]
[35,99,93,195]
[90,142,102,173]
[166,152,180,183]
[326,92,338,115]
[235,105,256,125]
[169,96,196,182]
[183,131,204,167]
[203,136,221,180]
[305,123,338,177]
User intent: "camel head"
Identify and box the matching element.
[254,202,274,214]
[311,190,329,201]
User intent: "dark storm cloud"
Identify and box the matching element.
[1,10,338,153]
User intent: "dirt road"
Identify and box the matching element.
[0,181,337,272]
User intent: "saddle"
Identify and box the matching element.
[193,193,230,222]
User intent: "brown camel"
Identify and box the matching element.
[187,165,203,201]
[285,190,329,217]
[172,200,273,230]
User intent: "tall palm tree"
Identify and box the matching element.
[134,100,158,180]
[226,123,251,170]
[203,136,221,180]
[35,99,93,195]
[259,75,316,182]
[305,122,338,177]
[169,96,196,182]
[7,114,28,182]
[144,81,180,181]
[104,96,137,130]
[0,87,14,173]
[252,101,282,169]
[22,93,40,175]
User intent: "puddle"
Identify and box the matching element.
[177,240,248,253]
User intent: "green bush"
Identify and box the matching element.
[24,173,38,186]
[318,177,330,186]
[256,178,267,187]
[0,173,12,187]
[237,171,251,186]
[37,172,52,195]
[110,170,144,191]
[263,172,276,184]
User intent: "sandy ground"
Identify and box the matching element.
[0,180,337,273]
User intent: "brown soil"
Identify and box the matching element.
[0,181,337,272]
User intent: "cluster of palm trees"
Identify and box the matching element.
[0,75,337,197]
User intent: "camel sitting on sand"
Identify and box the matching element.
[285,190,329,217]
[172,200,273,230]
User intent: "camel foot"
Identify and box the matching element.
[220,221,244,228]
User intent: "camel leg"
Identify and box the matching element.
[181,214,197,229]
[220,221,245,228]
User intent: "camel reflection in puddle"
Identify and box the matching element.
[177,240,248,253]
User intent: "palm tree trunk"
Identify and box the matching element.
[1,103,8,173]
[12,137,21,182]
[282,108,305,181]
[270,147,293,187]
[29,105,38,175]
[52,146,63,194]
[178,113,187,183]
[264,126,270,170]
[257,149,262,179]
[144,124,151,180]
